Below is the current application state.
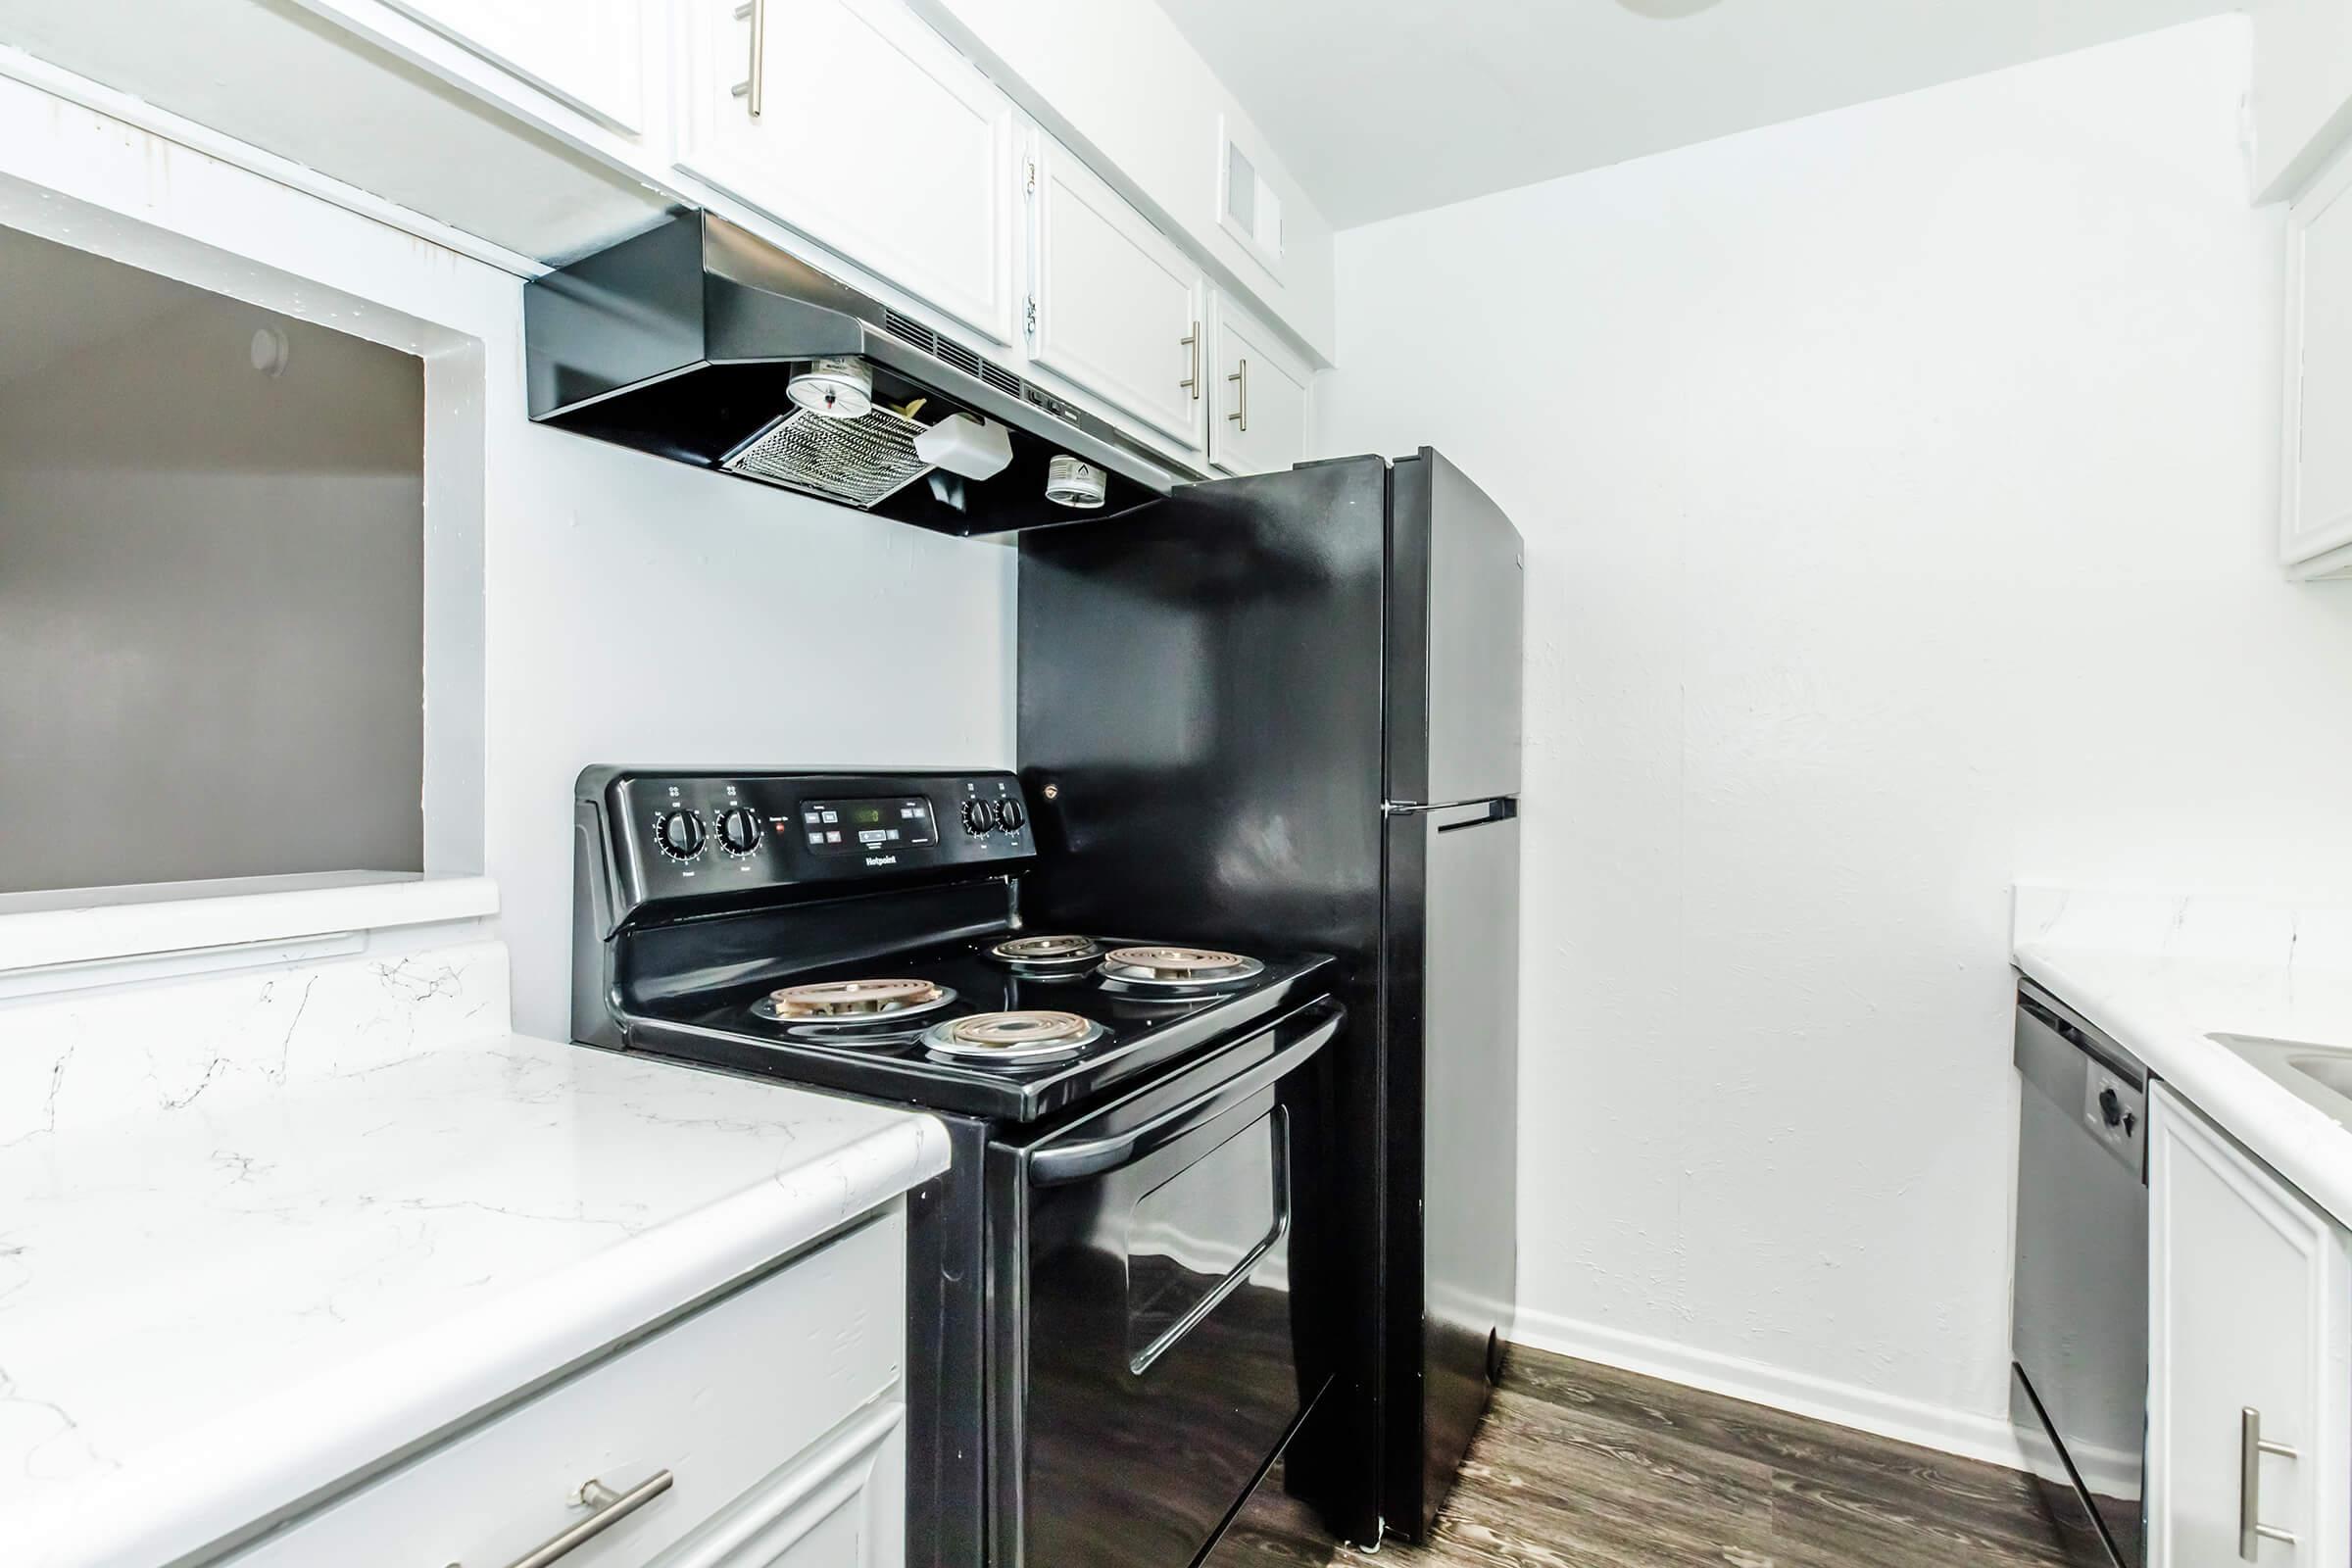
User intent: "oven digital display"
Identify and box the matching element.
[793,795,937,855]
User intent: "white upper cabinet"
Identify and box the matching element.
[903,0,1338,363]
[674,0,1019,346]
[2280,138,2352,577]
[1028,141,1206,453]
[2148,1086,2352,1568]
[1208,292,1309,477]
[376,0,648,133]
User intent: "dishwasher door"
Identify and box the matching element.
[2011,979,2149,1568]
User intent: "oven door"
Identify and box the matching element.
[988,996,1344,1568]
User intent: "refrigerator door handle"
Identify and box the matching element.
[1383,798,1517,828]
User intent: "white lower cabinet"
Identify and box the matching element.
[1207,292,1310,477]
[221,1210,905,1568]
[2148,1086,2351,1567]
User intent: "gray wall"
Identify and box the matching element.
[0,236,423,892]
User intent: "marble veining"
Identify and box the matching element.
[0,938,948,1568]
[2014,884,2352,1229]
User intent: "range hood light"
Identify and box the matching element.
[1046,454,1107,510]
[787,356,874,419]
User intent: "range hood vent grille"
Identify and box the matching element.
[879,308,1069,427]
[721,404,933,508]
[525,213,1199,536]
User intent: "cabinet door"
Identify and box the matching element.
[1030,143,1205,451]
[650,1401,904,1566]
[2283,142,2352,571]
[674,0,1017,346]
[1208,293,1310,477]
[2148,1086,2352,1568]
[380,0,647,132]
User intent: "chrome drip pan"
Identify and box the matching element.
[1096,946,1266,990]
[923,1009,1106,1064]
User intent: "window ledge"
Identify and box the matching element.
[0,871,499,976]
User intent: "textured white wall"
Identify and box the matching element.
[1318,16,2352,1455]
[485,427,1015,1037]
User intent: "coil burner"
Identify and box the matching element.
[1096,946,1267,991]
[987,933,1107,974]
[753,978,956,1024]
[922,1009,1107,1065]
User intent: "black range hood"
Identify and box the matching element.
[524,210,1199,535]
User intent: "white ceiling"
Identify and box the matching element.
[1155,0,2236,227]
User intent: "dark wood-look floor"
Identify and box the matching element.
[1218,1346,2073,1568]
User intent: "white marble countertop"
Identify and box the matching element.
[0,941,948,1568]
[2014,886,2352,1229]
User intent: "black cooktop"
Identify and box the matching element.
[621,933,1334,1123]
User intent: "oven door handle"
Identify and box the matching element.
[1028,1001,1342,1186]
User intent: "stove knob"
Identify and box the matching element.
[655,807,707,860]
[716,805,761,857]
[961,799,996,837]
[994,798,1025,832]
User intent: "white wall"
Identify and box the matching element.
[0,70,1013,1038]
[485,431,1015,1036]
[1319,15,2352,1458]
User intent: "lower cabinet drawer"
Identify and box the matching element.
[225,1207,905,1568]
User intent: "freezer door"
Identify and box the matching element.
[1383,798,1520,1537]
[1388,449,1524,806]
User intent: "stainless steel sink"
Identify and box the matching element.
[2209,1034,2352,1123]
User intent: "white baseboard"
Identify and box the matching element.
[1510,1304,2030,1473]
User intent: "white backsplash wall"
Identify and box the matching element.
[1317,15,2352,1457]
[485,426,1016,1039]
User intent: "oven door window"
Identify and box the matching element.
[1127,1109,1289,1373]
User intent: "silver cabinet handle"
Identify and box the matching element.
[1226,358,1248,431]
[497,1471,674,1568]
[1179,322,1200,399]
[730,0,765,119]
[2239,1407,2299,1559]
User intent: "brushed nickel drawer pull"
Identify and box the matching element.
[730,0,765,119]
[2239,1406,2299,1559]
[1226,358,1248,431]
[501,1470,674,1568]
[1180,322,1200,399]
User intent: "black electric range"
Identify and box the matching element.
[624,931,1332,1121]
[572,767,1351,1568]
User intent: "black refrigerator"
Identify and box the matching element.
[1016,448,1523,1546]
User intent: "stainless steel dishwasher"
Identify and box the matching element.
[2012,976,2150,1568]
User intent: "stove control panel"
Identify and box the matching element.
[582,767,1035,908]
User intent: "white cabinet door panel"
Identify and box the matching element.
[225,1211,905,1568]
[381,0,647,132]
[1208,293,1309,477]
[2148,1087,2351,1568]
[1030,143,1204,450]
[652,1400,904,1566]
[676,0,1016,346]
